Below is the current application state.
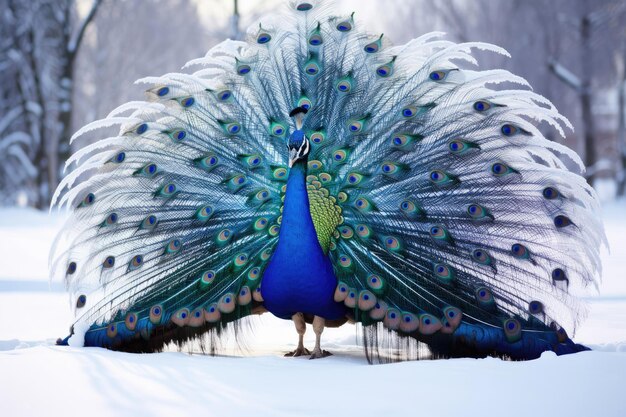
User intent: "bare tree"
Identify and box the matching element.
[0,0,100,208]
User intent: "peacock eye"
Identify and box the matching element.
[76,294,87,308]
[355,224,371,238]
[134,163,158,177]
[196,154,218,171]
[554,215,572,228]
[471,248,492,265]
[383,236,401,251]
[273,167,287,180]
[180,97,195,108]
[103,256,115,269]
[380,161,401,176]
[237,64,251,75]
[429,170,455,186]
[129,254,144,270]
[429,70,448,81]
[195,205,213,222]
[347,117,367,133]
[402,106,417,118]
[297,96,312,110]
[305,162,321,174]
[225,122,241,135]
[234,252,249,267]
[336,21,352,32]
[67,262,77,275]
[157,183,177,198]
[105,212,118,225]
[114,152,126,163]
[475,286,494,304]
[511,243,530,259]
[333,149,349,163]
[433,263,454,282]
[255,189,271,202]
[140,214,158,230]
[543,187,559,200]
[228,175,247,190]
[392,134,408,147]
[473,101,491,112]
[491,162,516,177]
[376,62,393,78]
[244,154,262,168]
[136,123,148,134]
[198,270,216,288]
[449,140,478,154]
[170,130,186,141]
[354,197,374,212]
[257,32,271,44]
[310,131,324,144]
[346,172,364,185]
[270,122,286,137]
[336,78,353,93]
[217,228,232,245]
[156,87,169,97]
[528,300,544,315]
[165,238,182,254]
[217,90,232,101]
[503,318,522,342]
[309,33,323,46]
[339,226,354,239]
[400,200,421,218]
[364,35,383,53]
[304,58,320,76]
[79,192,95,208]
[501,124,518,136]
[297,2,313,11]
[254,217,269,231]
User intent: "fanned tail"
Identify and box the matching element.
[51,0,605,359]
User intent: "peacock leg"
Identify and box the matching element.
[285,312,310,357]
[310,316,332,359]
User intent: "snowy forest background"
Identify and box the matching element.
[2,0,626,209]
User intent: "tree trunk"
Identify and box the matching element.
[580,15,597,186]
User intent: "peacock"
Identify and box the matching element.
[51,0,606,361]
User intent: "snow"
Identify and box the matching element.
[1,201,625,417]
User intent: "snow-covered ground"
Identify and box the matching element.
[0,201,625,417]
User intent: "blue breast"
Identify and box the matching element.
[261,146,346,320]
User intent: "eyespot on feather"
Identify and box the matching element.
[171,308,190,327]
[384,308,401,330]
[218,293,236,314]
[125,312,138,331]
[399,312,420,333]
[149,305,163,324]
[189,308,205,327]
[204,303,221,323]
[334,282,349,302]
[419,314,442,335]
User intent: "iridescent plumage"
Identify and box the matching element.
[51,0,605,360]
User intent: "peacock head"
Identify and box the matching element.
[288,106,310,167]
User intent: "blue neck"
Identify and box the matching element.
[279,160,319,251]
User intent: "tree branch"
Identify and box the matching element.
[548,58,583,93]
[67,0,101,61]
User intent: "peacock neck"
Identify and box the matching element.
[280,159,321,252]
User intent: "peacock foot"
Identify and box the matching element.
[309,348,332,359]
[285,347,311,357]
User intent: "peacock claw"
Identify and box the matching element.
[309,349,332,359]
[285,347,311,357]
